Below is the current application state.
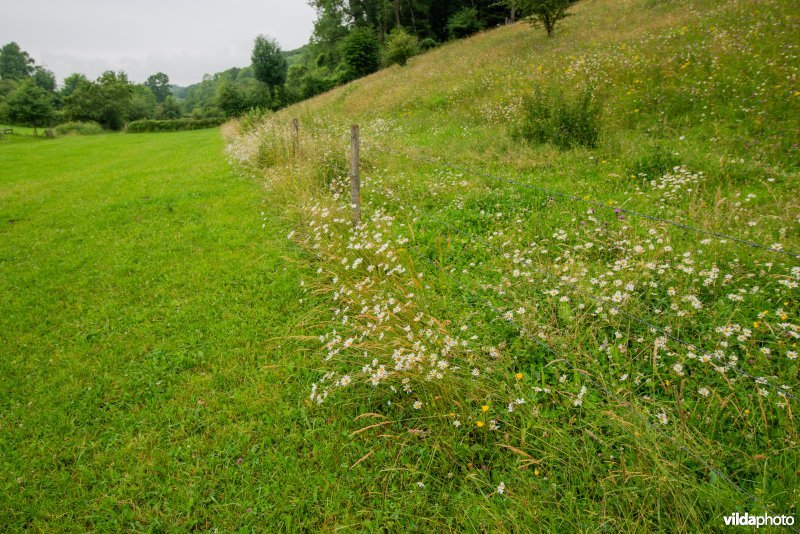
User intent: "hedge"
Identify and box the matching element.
[126,118,225,133]
[53,121,105,136]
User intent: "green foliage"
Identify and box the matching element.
[129,84,158,121]
[145,72,171,102]
[60,73,88,98]
[516,88,601,148]
[32,66,56,93]
[301,70,335,100]
[290,0,513,104]
[519,0,572,36]
[2,79,55,133]
[53,121,104,136]
[125,118,224,133]
[63,71,134,131]
[239,79,273,110]
[0,79,19,101]
[238,107,270,133]
[252,35,288,89]
[155,95,183,120]
[0,42,34,80]
[419,37,439,50]
[340,27,381,82]
[215,81,247,118]
[383,28,420,67]
[448,8,483,39]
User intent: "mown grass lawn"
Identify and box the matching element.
[0,129,347,530]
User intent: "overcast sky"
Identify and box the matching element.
[1,0,316,87]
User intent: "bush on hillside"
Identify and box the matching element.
[126,118,224,133]
[383,28,421,67]
[238,107,270,133]
[340,27,381,82]
[419,37,439,51]
[54,121,104,136]
[516,88,601,149]
[448,8,482,39]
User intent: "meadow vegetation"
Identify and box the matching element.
[1,0,798,530]
[224,0,800,529]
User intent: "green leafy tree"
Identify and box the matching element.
[447,8,482,39]
[129,84,157,121]
[215,80,246,117]
[0,42,34,80]
[520,0,572,37]
[64,71,133,130]
[2,79,55,134]
[95,71,134,129]
[251,35,288,90]
[383,27,420,67]
[145,72,171,102]
[340,27,380,81]
[239,79,272,110]
[60,73,88,98]
[0,79,19,102]
[33,66,56,93]
[155,95,183,119]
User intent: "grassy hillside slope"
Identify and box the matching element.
[227,0,799,530]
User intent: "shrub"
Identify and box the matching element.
[419,37,439,51]
[54,121,104,136]
[515,88,601,149]
[383,28,421,67]
[238,107,270,133]
[448,8,482,39]
[126,118,224,134]
[519,0,573,37]
[301,71,336,99]
[340,27,381,82]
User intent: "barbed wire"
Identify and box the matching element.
[369,142,800,261]
[311,151,795,523]
[359,141,799,403]
[393,205,771,514]
[402,199,800,404]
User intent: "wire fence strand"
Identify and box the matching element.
[370,142,800,261]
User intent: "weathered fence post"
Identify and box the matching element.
[350,124,361,226]
[292,118,300,157]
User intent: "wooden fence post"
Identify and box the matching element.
[349,124,361,226]
[292,118,300,157]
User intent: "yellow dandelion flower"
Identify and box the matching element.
[476,421,484,428]
[481,405,489,413]
[515,373,523,380]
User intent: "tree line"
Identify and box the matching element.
[0,0,573,132]
[279,0,573,104]
[0,42,183,132]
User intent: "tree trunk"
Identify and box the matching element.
[380,1,386,41]
[406,0,417,34]
[393,0,401,27]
